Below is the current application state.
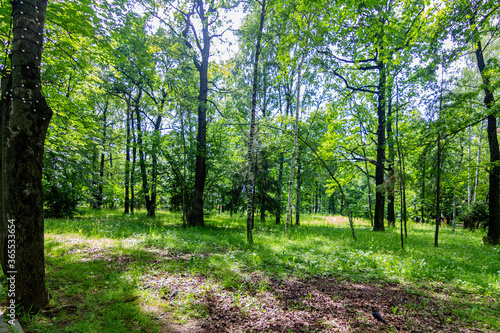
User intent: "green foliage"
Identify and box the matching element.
[44,181,80,219]
[459,201,489,230]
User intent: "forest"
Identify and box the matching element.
[0,0,499,332]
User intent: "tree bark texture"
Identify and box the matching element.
[434,134,441,247]
[131,101,137,213]
[395,81,407,238]
[0,0,51,313]
[295,146,301,226]
[276,152,284,224]
[373,61,386,231]
[97,100,108,209]
[360,121,373,226]
[180,111,187,228]
[386,86,395,227]
[285,64,304,235]
[473,122,483,204]
[134,93,152,214]
[285,15,311,236]
[188,0,211,227]
[276,77,292,225]
[124,98,131,214]
[420,146,427,224]
[245,0,266,244]
[467,126,472,208]
[148,115,161,217]
[474,39,500,245]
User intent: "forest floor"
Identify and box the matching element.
[1,210,499,332]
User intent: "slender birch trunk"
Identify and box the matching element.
[295,146,302,226]
[285,16,311,236]
[246,0,266,244]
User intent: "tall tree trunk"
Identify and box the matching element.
[453,139,464,233]
[341,194,344,215]
[259,150,266,223]
[148,116,161,217]
[276,75,292,225]
[360,121,373,226]
[434,134,441,247]
[0,0,50,313]
[131,103,137,214]
[180,110,187,228]
[315,181,319,213]
[124,98,131,214]
[134,93,152,214]
[285,16,310,236]
[245,0,266,244]
[98,152,105,207]
[474,39,500,245]
[276,153,284,224]
[188,1,211,227]
[467,126,472,209]
[435,67,445,247]
[420,147,427,224]
[473,121,483,204]
[395,79,407,239]
[259,73,269,224]
[402,154,408,236]
[387,84,396,227]
[260,203,265,223]
[295,146,302,226]
[374,61,387,231]
[331,193,335,214]
[97,100,108,209]
[402,156,408,238]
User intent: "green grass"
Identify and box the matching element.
[2,209,499,332]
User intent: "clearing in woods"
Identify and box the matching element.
[2,210,498,333]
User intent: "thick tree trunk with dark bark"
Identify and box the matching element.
[188,68,207,226]
[188,1,212,227]
[373,61,386,231]
[131,105,137,214]
[474,40,500,245]
[134,94,152,214]
[0,0,50,313]
[473,123,483,204]
[386,87,395,227]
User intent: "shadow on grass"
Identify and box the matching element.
[8,241,203,333]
